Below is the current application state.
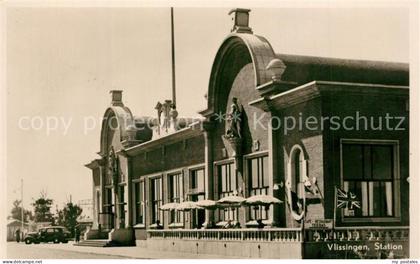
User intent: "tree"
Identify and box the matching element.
[56,202,83,236]
[10,200,33,222]
[32,191,54,223]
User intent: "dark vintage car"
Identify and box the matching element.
[24,226,71,244]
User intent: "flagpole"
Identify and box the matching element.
[170,7,176,108]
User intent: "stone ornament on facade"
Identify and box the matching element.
[266,58,287,82]
[225,97,242,139]
[108,147,118,191]
[154,101,163,126]
[222,97,243,160]
[153,99,178,139]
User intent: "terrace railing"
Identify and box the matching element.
[147,228,302,242]
[148,226,409,243]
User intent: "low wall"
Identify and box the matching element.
[84,229,108,240]
[134,228,147,240]
[110,228,136,246]
[303,227,410,259]
[137,239,302,258]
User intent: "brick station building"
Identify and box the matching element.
[84,9,409,258]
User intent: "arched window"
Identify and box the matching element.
[291,148,301,195]
[286,145,307,221]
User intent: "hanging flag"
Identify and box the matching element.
[304,177,320,197]
[336,188,361,209]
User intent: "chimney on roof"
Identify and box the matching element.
[229,8,252,34]
[110,90,123,106]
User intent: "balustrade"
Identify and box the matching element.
[148,226,407,244]
[147,228,302,242]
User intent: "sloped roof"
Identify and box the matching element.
[275,53,408,87]
[7,219,29,226]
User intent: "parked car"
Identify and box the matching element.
[24,226,71,244]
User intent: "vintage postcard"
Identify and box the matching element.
[1,0,418,261]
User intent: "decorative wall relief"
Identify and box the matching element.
[225,97,242,139]
[108,147,118,192]
[222,97,243,171]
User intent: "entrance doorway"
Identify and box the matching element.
[191,194,205,229]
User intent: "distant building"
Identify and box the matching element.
[84,9,409,258]
[32,221,52,231]
[7,219,29,241]
[77,199,93,220]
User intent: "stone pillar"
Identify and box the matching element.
[203,121,215,226]
[268,112,286,227]
[92,170,98,229]
[126,156,133,228]
[113,183,117,230]
[145,177,151,228]
[116,153,131,229]
[99,164,106,229]
[267,117,275,226]
[235,161,246,228]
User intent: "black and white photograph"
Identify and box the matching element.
[1,0,419,261]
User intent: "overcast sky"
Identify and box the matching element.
[6,6,409,213]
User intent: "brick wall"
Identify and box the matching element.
[322,89,409,226]
[275,97,325,228]
[131,135,205,179]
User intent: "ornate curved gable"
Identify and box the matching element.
[99,106,135,156]
[203,33,276,117]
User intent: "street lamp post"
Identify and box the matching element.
[21,179,24,233]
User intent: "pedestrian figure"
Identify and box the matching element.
[155,220,163,230]
[15,228,21,243]
[223,220,233,229]
[257,219,265,229]
[74,225,81,243]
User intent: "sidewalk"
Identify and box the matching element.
[35,241,237,259]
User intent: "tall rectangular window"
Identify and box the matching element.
[118,185,126,228]
[218,162,237,221]
[190,168,205,194]
[168,173,183,224]
[248,155,269,220]
[189,168,205,228]
[104,187,114,214]
[151,177,163,224]
[134,181,145,225]
[342,143,395,218]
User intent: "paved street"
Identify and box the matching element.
[6,241,234,259]
[6,242,127,259]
